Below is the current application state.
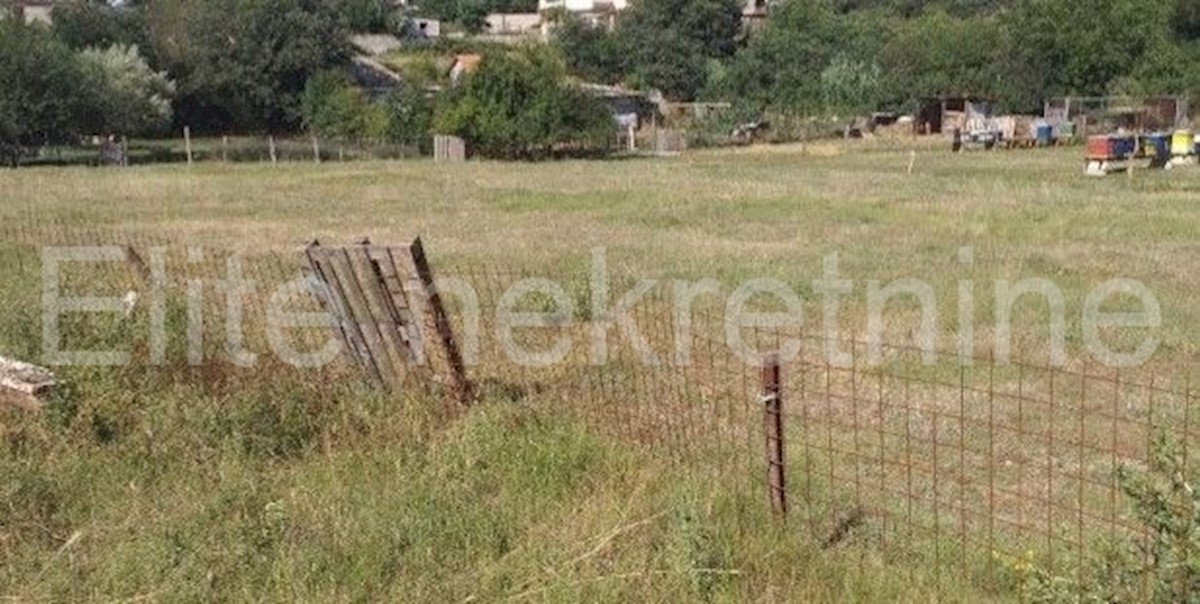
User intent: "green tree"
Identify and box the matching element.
[77,44,175,137]
[51,0,147,52]
[433,48,615,159]
[613,0,743,99]
[820,54,883,114]
[718,0,853,111]
[300,70,369,140]
[381,84,434,151]
[141,0,351,133]
[618,26,707,100]
[878,11,1009,108]
[0,19,83,165]
[553,16,626,85]
[1176,0,1200,40]
[332,0,395,33]
[1003,0,1186,103]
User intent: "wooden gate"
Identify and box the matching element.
[302,238,472,408]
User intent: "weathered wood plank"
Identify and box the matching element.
[308,246,384,387]
[301,242,356,365]
[0,356,55,395]
[302,244,358,367]
[401,238,473,406]
[326,246,397,388]
[346,245,413,385]
[365,246,425,364]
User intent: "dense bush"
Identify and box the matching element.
[301,71,373,141]
[553,0,741,100]
[0,19,175,163]
[0,20,85,158]
[381,85,436,152]
[334,0,399,33]
[554,16,626,86]
[77,44,175,137]
[301,70,435,151]
[433,49,616,159]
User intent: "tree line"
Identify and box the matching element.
[1,0,617,161]
[555,0,1200,114]
[4,0,1199,164]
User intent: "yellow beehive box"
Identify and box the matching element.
[1171,130,1193,156]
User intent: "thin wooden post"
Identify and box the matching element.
[222,135,229,162]
[268,135,278,164]
[120,136,128,167]
[312,137,321,164]
[183,126,193,165]
[407,237,473,407]
[762,353,787,517]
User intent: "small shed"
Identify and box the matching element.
[410,18,441,39]
[485,13,541,37]
[579,83,655,130]
[917,96,995,135]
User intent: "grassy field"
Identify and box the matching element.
[1,142,1198,601]
[3,140,1196,366]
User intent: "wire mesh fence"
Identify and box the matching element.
[0,220,1195,599]
[1045,95,1194,137]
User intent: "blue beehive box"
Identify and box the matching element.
[1142,133,1169,158]
[1110,135,1137,158]
[1035,122,1054,146]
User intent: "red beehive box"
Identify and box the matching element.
[1087,135,1114,159]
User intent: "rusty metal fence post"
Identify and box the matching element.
[762,353,787,517]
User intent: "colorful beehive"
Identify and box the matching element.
[1171,130,1194,156]
[1086,135,1112,159]
[1142,133,1169,159]
[1087,135,1137,160]
[1055,121,1076,141]
[1035,122,1054,146]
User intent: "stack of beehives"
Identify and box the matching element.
[994,115,1037,147]
[942,111,967,135]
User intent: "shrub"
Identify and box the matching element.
[76,44,175,137]
[0,19,83,152]
[1001,431,1200,603]
[301,70,371,140]
[380,85,435,152]
[433,49,615,160]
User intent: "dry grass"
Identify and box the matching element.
[1,141,1198,601]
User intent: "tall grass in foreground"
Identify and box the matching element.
[2,366,996,602]
[0,247,985,600]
